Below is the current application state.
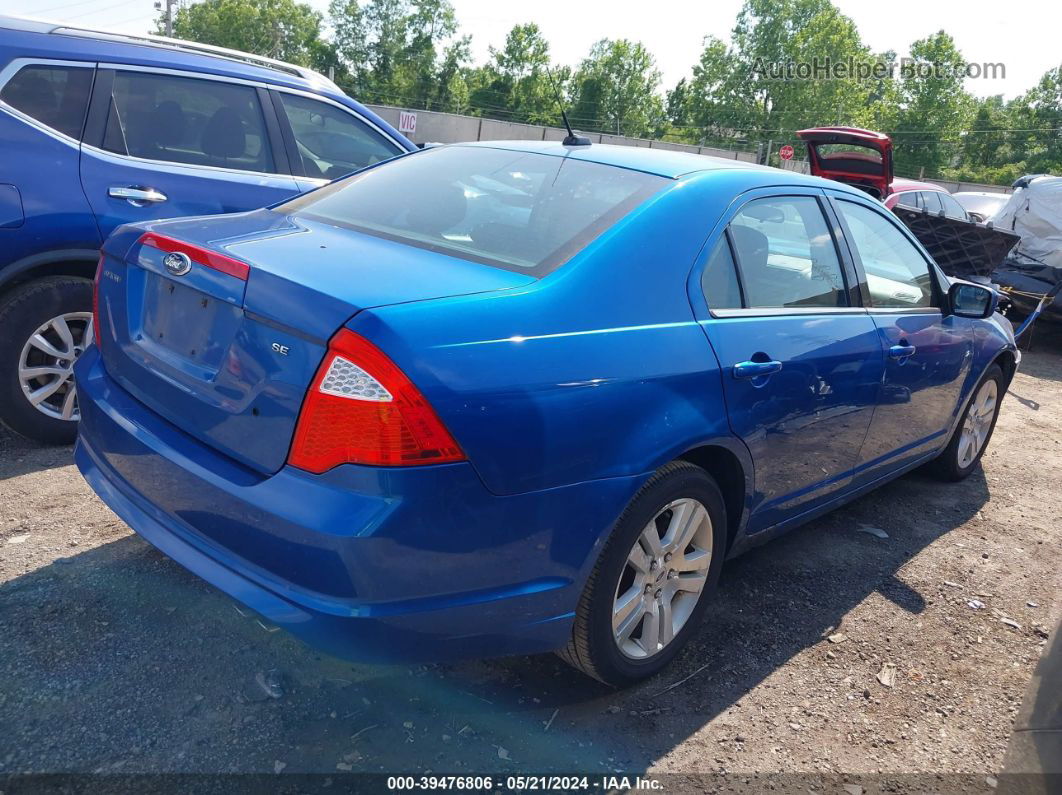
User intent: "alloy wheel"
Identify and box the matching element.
[612,498,713,659]
[957,379,998,469]
[17,312,93,422]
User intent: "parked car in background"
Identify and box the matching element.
[795,127,971,220]
[76,141,1017,686]
[884,178,971,221]
[0,15,413,443]
[953,191,1011,223]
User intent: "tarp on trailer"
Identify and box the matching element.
[992,175,1062,269]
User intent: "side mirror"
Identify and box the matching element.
[949,282,997,319]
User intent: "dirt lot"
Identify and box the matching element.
[1,337,1059,787]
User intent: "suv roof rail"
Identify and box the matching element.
[0,14,340,91]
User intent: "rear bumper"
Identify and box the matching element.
[74,347,642,662]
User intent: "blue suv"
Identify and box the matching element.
[0,15,413,443]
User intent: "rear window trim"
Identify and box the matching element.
[279,147,670,277]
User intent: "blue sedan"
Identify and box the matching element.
[75,141,1017,685]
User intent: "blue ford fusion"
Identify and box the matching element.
[75,141,1016,685]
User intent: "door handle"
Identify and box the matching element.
[108,186,168,206]
[733,359,783,379]
[888,343,917,359]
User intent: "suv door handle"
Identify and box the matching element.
[108,186,168,206]
[733,359,783,379]
[888,343,917,359]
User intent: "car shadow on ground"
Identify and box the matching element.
[0,426,73,482]
[0,457,990,775]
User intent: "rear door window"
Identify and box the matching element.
[937,192,969,221]
[701,235,743,310]
[278,93,401,179]
[1,63,93,139]
[102,71,274,174]
[727,196,847,308]
[278,145,665,275]
[920,191,943,214]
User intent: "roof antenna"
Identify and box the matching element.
[546,67,591,147]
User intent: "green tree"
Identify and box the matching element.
[328,0,468,109]
[467,23,561,124]
[1011,64,1062,175]
[164,0,323,66]
[570,39,665,138]
[890,31,975,177]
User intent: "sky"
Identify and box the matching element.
[2,0,1058,100]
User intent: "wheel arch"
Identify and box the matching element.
[0,250,99,296]
[993,347,1018,390]
[676,442,751,553]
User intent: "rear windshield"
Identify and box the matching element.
[276,145,667,275]
[816,143,882,162]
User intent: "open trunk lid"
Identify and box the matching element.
[797,126,893,199]
[95,210,534,475]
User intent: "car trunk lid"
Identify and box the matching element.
[797,126,894,199]
[95,209,534,474]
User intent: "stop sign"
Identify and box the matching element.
[779,144,794,161]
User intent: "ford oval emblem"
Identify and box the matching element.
[163,251,192,276]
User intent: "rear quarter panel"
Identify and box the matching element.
[0,37,100,277]
[347,173,754,498]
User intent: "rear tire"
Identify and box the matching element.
[929,364,1004,482]
[0,277,93,445]
[558,461,727,686]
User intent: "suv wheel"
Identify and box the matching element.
[0,277,93,444]
[558,461,727,686]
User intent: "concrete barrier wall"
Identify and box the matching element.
[366,105,1003,188]
[365,104,757,163]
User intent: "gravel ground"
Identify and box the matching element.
[1,336,1059,786]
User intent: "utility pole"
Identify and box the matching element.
[153,0,176,35]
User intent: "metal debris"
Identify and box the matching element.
[255,669,284,699]
[1000,618,1021,630]
[967,600,986,610]
[856,526,889,539]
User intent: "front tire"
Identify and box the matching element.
[558,461,727,686]
[929,364,1004,481]
[0,277,93,444]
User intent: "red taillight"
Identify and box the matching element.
[138,232,250,281]
[287,330,465,473]
[92,253,103,334]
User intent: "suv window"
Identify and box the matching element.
[937,192,969,221]
[1,64,93,139]
[836,200,935,308]
[102,71,274,173]
[278,93,400,179]
[728,196,847,308]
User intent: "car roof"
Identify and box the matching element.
[891,178,944,193]
[458,140,842,185]
[0,14,338,96]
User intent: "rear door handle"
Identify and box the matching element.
[733,359,783,379]
[888,344,917,359]
[108,186,168,206]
